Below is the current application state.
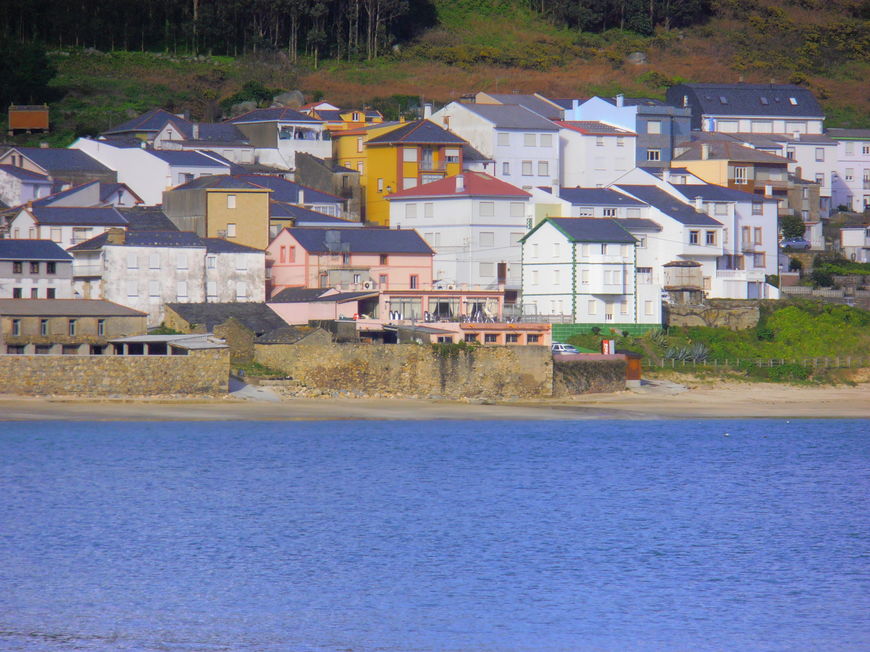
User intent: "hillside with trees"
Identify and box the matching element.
[1,0,867,142]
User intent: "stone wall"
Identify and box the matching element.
[665,299,768,330]
[255,343,553,399]
[0,349,229,395]
[554,358,626,396]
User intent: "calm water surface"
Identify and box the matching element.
[0,419,868,651]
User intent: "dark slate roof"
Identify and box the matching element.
[0,164,51,182]
[366,120,467,145]
[458,104,558,130]
[118,207,179,231]
[226,108,320,124]
[548,98,582,110]
[194,123,248,142]
[148,150,230,167]
[482,93,563,120]
[558,187,645,207]
[547,218,636,243]
[826,128,870,140]
[236,175,343,205]
[674,140,788,164]
[255,324,319,344]
[285,227,434,255]
[17,148,112,174]
[462,142,491,162]
[98,136,147,148]
[0,239,72,261]
[30,206,128,226]
[618,218,662,232]
[270,202,360,225]
[314,109,343,121]
[673,184,770,202]
[615,185,722,226]
[269,288,333,303]
[0,298,145,317]
[202,238,263,253]
[600,97,666,107]
[104,109,192,136]
[172,175,264,191]
[666,83,824,117]
[68,230,205,251]
[99,182,140,203]
[166,302,286,333]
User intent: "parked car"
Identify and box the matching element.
[551,342,579,354]
[780,237,811,250]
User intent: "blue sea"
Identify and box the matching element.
[0,420,868,651]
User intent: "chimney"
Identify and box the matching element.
[40,142,49,149]
[297,188,305,205]
[683,95,689,108]
[694,196,703,211]
[455,174,464,192]
[572,99,580,112]
[423,103,432,119]
[662,169,670,184]
[701,143,710,160]
[795,166,803,180]
[192,124,199,139]
[615,94,624,108]
[793,131,801,141]
[106,227,126,245]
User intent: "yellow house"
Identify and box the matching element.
[162,177,272,250]
[301,101,384,133]
[333,119,467,226]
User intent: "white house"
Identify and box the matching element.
[225,108,331,170]
[386,172,531,290]
[68,229,265,326]
[840,226,870,263]
[0,239,74,299]
[431,102,560,191]
[828,128,870,212]
[555,120,636,188]
[520,217,661,326]
[8,205,128,249]
[32,180,142,208]
[71,138,232,205]
[0,164,53,208]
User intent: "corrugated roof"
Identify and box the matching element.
[547,218,636,243]
[0,165,51,182]
[166,302,285,333]
[558,187,645,207]
[285,227,434,255]
[387,171,530,199]
[667,83,824,118]
[16,147,112,174]
[0,239,73,261]
[366,120,467,145]
[459,104,558,130]
[226,108,320,124]
[615,185,723,226]
[29,206,128,226]
[555,120,635,136]
[0,298,146,317]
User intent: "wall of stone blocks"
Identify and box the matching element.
[553,359,626,396]
[255,343,554,399]
[0,349,229,396]
[664,299,769,331]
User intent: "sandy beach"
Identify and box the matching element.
[1,380,868,420]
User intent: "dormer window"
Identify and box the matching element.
[760,97,769,105]
[719,96,728,104]
[789,97,798,105]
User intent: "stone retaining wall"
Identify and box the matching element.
[554,358,626,395]
[255,343,553,399]
[665,299,770,330]
[0,349,229,396]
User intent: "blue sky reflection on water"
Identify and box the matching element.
[0,419,868,651]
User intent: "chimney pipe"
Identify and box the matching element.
[423,103,432,119]
[192,124,199,139]
[455,174,464,192]
[701,143,710,160]
[297,188,305,205]
[615,94,624,108]
[662,169,670,184]
[693,196,703,211]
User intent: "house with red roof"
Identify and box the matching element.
[386,172,532,292]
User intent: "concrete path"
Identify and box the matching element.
[228,376,282,402]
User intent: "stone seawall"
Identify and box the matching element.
[0,349,229,396]
[554,359,626,396]
[665,299,771,330]
[255,343,553,399]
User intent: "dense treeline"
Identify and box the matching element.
[524,0,712,34]
[0,0,714,63]
[0,0,437,63]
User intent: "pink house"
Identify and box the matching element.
[267,226,434,295]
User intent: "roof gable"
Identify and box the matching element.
[365,120,466,145]
[15,148,112,174]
